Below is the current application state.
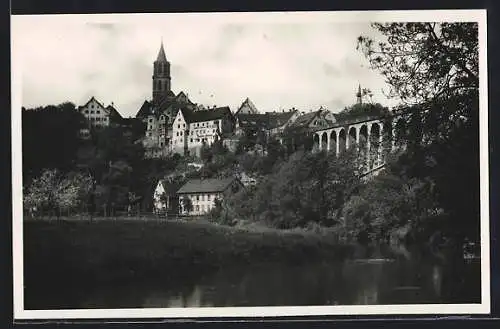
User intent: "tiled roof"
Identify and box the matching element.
[177,177,241,194]
[268,111,297,129]
[135,95,189,119]
[181,106,232,124]
[106,104,123,120]
[235,97,259,115]
[79,96,106,111]
[237,110,297,130]
[135,100,152,118]
[159,179,184,195]
[291,111,321,128]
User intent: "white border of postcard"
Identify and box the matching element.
[11,9,490,320]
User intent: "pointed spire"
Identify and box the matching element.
[156,39,167,62]
[356,83,363,105]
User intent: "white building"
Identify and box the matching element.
[177,177,244,216]
[78,96,122,128]
[172,106,235,156]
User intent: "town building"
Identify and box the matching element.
[152,178,184,215]
[177,177,244,216]
[289,108,335,132]
[172,106,235,156]
[78,96,123,128]
[233,109,300,139]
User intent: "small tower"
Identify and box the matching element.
[356,84,363,105]
[152,39,172,104]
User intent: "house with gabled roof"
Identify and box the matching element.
[177,177,244,215]
[78,96,123,128]
[289,109,331,132]
[153,178,185,215]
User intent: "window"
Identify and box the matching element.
[178,125,180,129]
[85,110,89,114]
[149,118,153,123]
[183,124,186,128]
[176,132,179,136]
[91,105,94,109]
[91,110,95,114]
[190,138,193,143]
[207,194,211,201]
[196,195,199,201]
[96,111,100,114]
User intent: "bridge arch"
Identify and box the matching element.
[321,132,328,151]
[338,129,346,154]
[329,130,337,154]
[347,126,357,150]
[369,123,381,168]
[313,133,320,151]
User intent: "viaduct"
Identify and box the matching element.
[311,113,407,177]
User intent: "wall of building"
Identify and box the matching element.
[171,111,188,155]
[179,192,223,215]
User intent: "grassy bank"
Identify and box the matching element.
[24,218,357,291]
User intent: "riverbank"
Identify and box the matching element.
[23,218,357,293]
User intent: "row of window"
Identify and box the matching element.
[191,194,213,202]
[85,110,102,115]
[90,117,108,122]
[194,204,212,213]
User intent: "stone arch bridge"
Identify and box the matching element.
[312,114,406,177]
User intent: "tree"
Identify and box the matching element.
[180,196,193,214]
[357,22,480,248]
[336,103,390,123]
[23,169,93,217]
[22,103,86,182]
[357,22,478,105]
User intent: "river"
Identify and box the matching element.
[24,245,481,309]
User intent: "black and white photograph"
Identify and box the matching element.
[11,9,489,320]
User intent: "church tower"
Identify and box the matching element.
[152,40,172,104]
[356,84,363,105]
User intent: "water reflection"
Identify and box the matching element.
[25,245,481,309]
[76,255,479,309]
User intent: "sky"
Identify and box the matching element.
[12,12,407,118]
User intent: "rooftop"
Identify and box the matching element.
[177,177,239,194]
[181,106,232,123]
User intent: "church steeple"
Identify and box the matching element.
[156,39,167,62]
[152,39,172,104]
[356,84,363,105]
